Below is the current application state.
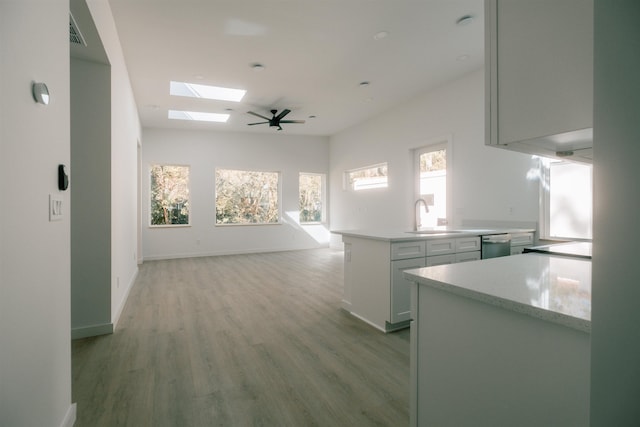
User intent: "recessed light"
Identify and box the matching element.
[456,15,474,26]
[251,63,265,71]
[373,31,389,40]
[308,115,317,119]
[359,81,371,88]
[168,110,230,123]
[170,81,246,102]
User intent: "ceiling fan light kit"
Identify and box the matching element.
[247,109,305,131]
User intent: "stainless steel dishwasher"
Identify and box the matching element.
[481,234,511,259]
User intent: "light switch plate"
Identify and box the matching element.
[49,194,63,221]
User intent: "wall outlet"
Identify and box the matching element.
[49,194,63,221]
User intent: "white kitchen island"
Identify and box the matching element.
[335,228,534,332]
[404,253,591,427]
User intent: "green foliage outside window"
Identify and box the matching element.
[150,165,190,225]
[216,169,280,224]
[420,149,446,172]
[299,173,323,223]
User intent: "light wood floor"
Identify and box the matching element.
[72,248,409,426]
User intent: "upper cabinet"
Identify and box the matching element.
[485,0,594,163]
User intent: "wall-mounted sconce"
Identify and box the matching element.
[32,82,50,105]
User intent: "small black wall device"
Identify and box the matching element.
[58,164,69,191]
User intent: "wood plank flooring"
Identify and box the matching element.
[72,248,409,426]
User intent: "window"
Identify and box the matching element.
[150,165,190,226]
[299,173,325,223]
[215,169,280,225]
[414,142,448,228]
[541,159,592,240]
[345,163,388,191]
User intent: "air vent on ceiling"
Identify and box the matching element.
[69,12,86,46]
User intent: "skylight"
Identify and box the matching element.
[169,81,246,102]
[168,110,230,123]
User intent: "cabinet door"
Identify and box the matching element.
[391,241,426,260]
[455,236,481,253]
[511,232,533,247]
[487,0,593,146]
[391,258,426,324]
[426,239,455,256]
[426,254,456,267]
[455,251,481,263]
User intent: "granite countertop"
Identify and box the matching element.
[403,253,591,332]
[333,228,535,242]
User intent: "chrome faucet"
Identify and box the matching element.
[414,198,429,231]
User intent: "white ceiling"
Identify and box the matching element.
[75,0,484,136]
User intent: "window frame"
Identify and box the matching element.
[344,162,389,191]
[148,163,191,228]
[214,167,282,226]
[539,158,593,241]
[413,137,452,227]
[299,172,326,224]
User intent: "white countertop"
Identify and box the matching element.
[404,253,591,332]
[333,227,535,242]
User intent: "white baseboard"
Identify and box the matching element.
[112,267,138,330]
[71,323,113,340]
[59,403,76,427]
[143,244,330,261]
[349,311,386,333]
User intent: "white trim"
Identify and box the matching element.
[412,135,453,226]
[59,403,76,427]
[349,311,386,333]
[142,244,330,261]
[112,266,138,330]
[71,323,113,340]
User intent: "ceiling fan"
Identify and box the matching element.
[247,109,305,131]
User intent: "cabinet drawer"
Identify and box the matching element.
[511,232,534,246]
[455,251,481,263]
[426,239,455,256]
[391,241,426,260]
[455,236,481,253]
[426,254,456,266]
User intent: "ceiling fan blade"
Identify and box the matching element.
[247,121,269,126]
[280,120,306,124]
[275,109,291,120]
[247,111,271,120]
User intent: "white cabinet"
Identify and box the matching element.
[426,238,455,256]
[426,254,456,267]
[343,235,483,332]
[510,232,534,255]
[391,258,426,323]
[391,241,426,260]
[410,281,589,426]
[485,0,594,163]
[455,251,481,263]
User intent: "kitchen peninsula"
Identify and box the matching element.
[404,253,591,426]
[335,228,535,332]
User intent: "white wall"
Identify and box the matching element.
[329,69,540,237]
[591,1,640,424]
[70,58,112,338]
[86,0,141,326]
[0,1,75,426]
[141,128,330,259]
